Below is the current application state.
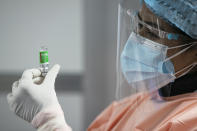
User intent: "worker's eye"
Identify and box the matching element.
[138,23,143,29]
[146,29,160,39]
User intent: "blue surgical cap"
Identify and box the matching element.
[144,0,197,39]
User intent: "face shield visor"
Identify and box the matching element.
[116,0,197,99]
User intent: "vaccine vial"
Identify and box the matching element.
[39,46,49,76]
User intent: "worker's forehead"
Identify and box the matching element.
[138,9,197,48]
[144,0,197,39]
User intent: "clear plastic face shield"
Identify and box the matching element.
[116,0,197,99]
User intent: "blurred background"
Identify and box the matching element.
[0,0,139,130]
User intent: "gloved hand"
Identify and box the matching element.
[7,64,72,131]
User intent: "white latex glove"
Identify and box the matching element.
[7,65,72,131]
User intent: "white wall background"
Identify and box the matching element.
[0,0,84,74]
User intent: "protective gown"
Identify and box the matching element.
[88,92,197,131]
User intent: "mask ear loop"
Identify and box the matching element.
[164,42,197,62]
[163,42,197,78]
[174,62,197,78]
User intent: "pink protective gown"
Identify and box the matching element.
[88,92,197,131]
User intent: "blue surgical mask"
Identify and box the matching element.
[121,32,197,91]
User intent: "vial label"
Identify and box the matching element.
[40,51,49,64]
